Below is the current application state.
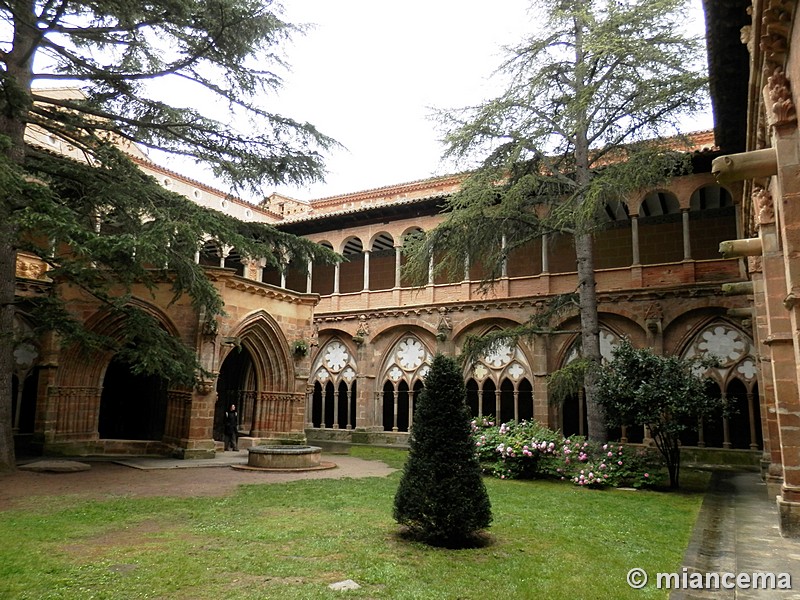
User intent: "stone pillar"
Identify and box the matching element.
[392,388,399,432]
[394,245,402,288]
[682,208,692,260]
[333,262,340,294]
[363,249,371,291]
[764,75,800,535]
[332,388,340,429]
[501,234,508,278]
[306,259,313,294]
[541,234,550,272]
[630,214,640,265]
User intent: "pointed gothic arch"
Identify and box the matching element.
[680,320,761,450]
[379,334,432,432]
[215,310,299,438]
[462,334,534,424]
[308,337,358,429]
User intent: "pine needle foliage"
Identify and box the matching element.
[393,354,492,547]
[0,0,339,470]
[404,0,707,442]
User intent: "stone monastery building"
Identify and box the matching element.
[10,1,800,535]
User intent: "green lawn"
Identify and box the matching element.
[0,447,706,599]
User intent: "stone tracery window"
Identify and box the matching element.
[309,339,358,429]
[682,321,760,450]
[380,335,432,432]
[465,340,533,424]
[561,327,624,440]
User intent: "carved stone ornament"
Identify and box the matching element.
[748,255,763,274]
[765,67,797,128]
[195,379,216,395]
[761,0,794,68]
[752,186,775,226]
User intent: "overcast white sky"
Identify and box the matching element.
[166,0,712,203]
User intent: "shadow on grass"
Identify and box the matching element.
[394,525,496,549]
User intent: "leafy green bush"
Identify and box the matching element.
[471,418,663,488]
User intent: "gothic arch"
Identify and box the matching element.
[57,299,182,388]
[222,310,293,392]
[308,337,358,429]
[460,327,535,424]
[678,319,761,450]
[379,333,433,432]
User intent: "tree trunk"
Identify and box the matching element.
[571,14,605,443]
[0,1,38,471]
[575,232,606,442]
[0,215,17,472]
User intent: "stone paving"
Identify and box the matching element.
[673,471,800,599]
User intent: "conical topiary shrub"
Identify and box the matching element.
[393,353,492,546]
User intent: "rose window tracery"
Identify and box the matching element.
[381,336,432,386]
[682,322,756,388]
[469,338,531,385]
[312,339,357,386]
[324,341,349,373]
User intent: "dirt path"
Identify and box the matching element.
[0,455,396,510]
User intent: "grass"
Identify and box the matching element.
[0,447,707,599]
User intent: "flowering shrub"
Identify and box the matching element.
[470,418,663,488]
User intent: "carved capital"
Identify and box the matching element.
[761,0,795,69]
[765,67,797,128]
[753,186,775,226]
[748,255,763,274]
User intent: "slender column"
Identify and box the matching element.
[306,259,313,294]
[495,388,501,422]
[722,393,731,449]
[392,389,399,432]
[344,385,351,430]
[513,389,519,423]
[681,208,692,260]
[333,262,340,294]
[578,388,585,437]
[747,392,758,450]
[321,386,329,429]
[333,389,340,429]
[428,255,434,285]
[630,215,640,265]
[501,234,508,277]
[394,245,402,288]
[280,266,287,289]
[306,389,314,428]
[464,256,470,281]
[408,390,415,432]
[697,416,705,447]
[477,383,484,418]
[620,425,628,444]
[363,250,371,291]
[541,234,550,272]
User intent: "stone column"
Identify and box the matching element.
[363,249,371,291]
[306,259,313,294]
[681,208,692,260]
[630,214,640,265]
[764,77,800,535]
[394,245,402,288]
[541,234,550,272]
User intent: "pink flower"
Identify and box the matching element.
[644,473,649,478]
[618,460,623,466]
